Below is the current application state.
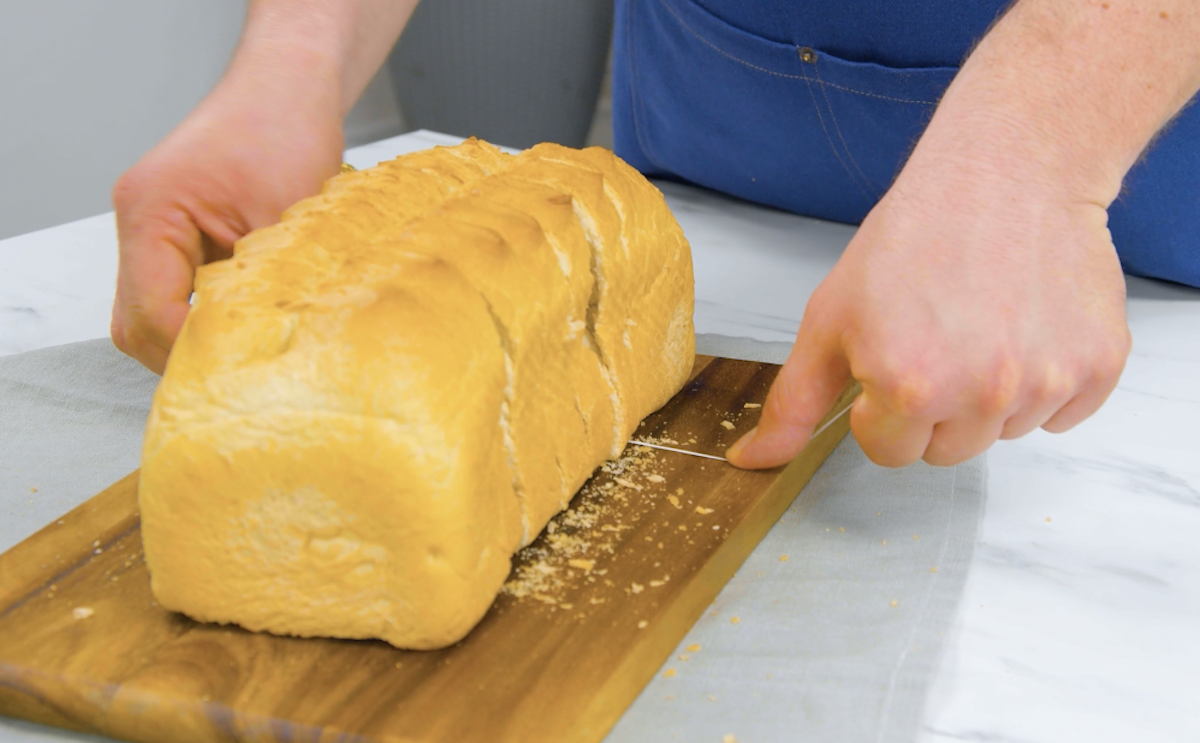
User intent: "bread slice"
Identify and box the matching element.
[139,139,694,649]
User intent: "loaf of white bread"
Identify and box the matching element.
[138,139,694,649]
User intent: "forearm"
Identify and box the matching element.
[229,0,419,116]
[911,0,1200,205]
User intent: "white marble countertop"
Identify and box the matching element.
[2,131,1198,742]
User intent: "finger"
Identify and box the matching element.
[727,305,851,469]
[1041,373,1121,434]
[999,391,1074,440]
[922,415,1005,467]
[849,388,936,467]
[112,203,202,371]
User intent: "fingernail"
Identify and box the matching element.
[726,426,758,463]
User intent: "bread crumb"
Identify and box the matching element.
[664,694,675,701]
[614,477,641,490]
[730,616,740,624]
[30,487,37,493]
[677,524,687,531]
[647,474,666,483]
[637,620,648,629]
[663,668,676,678]
[667,495,682,509]
[930,567,938,573]
[650,580,665,588]
[707,694,717,702]
[631,582,644,594]
[678,654,690,661]
[1045,516,1052,523]
[890,600,899,608]
[72,607,94,620]
[720,420,736,430]
[779,554,789,562]
[687,643,701,652]
[712,525,720,530]
[913,535,921,541]
[881,539,887,545]
[723,735,737,743]
[743,402,762,409]
[839,526,845,533]
[568,559,595,572]
[676,487,685,495]
[695,506,714,515]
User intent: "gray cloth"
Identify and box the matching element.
[607,333,988,743]
[0,338,986,743]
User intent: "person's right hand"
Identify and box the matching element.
[111,65,344,373]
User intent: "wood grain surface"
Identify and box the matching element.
[0,356,858,743]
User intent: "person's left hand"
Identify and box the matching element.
[727,122,1131,469]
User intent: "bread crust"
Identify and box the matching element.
[140,139,695,649]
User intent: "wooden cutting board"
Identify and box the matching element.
[0,356,857,743]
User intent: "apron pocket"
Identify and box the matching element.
[625,0,957,223]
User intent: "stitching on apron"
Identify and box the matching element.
[628,2,664,173]
[812,61,882,198]
[656,0,941,105]
[799,62,875,202]
[817,81,938,106]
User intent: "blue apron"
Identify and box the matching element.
[612,0,1200,288]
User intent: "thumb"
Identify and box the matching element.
[726,310,850,469]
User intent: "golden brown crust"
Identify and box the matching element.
[140,139,694,649]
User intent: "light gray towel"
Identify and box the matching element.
[0,339,986,743]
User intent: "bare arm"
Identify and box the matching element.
[929,0,1200,207]
[112,0,418,372]
[731,0,1200,469]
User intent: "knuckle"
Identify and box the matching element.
[111,167,146,213]
[1094,335,1131,382]
[976,356,1022,417]
[877,370,939,419]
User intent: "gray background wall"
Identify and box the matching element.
[0,1,612,242]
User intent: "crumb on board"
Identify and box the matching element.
[779,554,789,562]
[707,694,717,702]
[30,487,37,493]
[678,654,690,661]
[72,607,94,620]
[839,526,845,533]
[1046,516,1052,522]
[631,582,644,594]
[881,539,888,545]
[647,474,666,484]
[724,735,738,743]
[930,567,938,573]
[720,420,736,430]
[730,616,740,624]
[695,506,714,515]
[667,495,682,509]
[743,402,761,409]
[502,443,668,604]
[913,535,921,541]
[637,620,648,629]
[663,668,676,678]
[687,644,701,652]
[890,600,899,608]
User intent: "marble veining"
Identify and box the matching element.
[2,133,1199,742]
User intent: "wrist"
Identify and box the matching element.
[226,1,355,116]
